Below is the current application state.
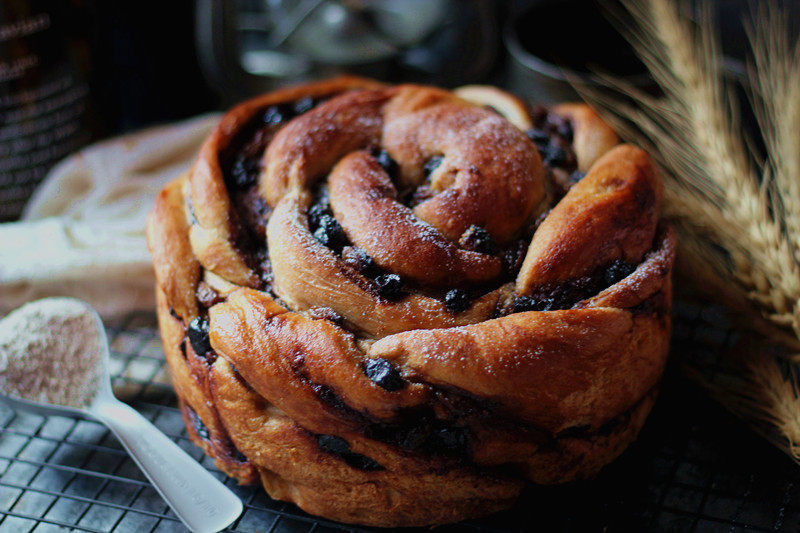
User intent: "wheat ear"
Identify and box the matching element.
[584,0,800,345]
[747,3,800,264]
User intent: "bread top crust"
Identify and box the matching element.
[146,77,675,507]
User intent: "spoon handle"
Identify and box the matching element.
[90,397,243,533]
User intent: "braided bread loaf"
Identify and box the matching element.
[147,77,675,527]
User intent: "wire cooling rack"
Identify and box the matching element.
[0,307,799,532]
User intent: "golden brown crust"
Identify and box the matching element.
[208,357,522,527]
[370,308,668,433]
[156,278,259,484]
[517,144,662,293]
[454,85,533,130]
[267,195,510,338]
[146,177,200,320]
[328,152,504,284]
[188,76,385,288]
[382,90,545,243]
[147,77,675,527]
[456,89,622,205]
[553,102,620,172]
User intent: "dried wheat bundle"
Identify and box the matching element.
[585,0,800,347]
[578,0,800,460]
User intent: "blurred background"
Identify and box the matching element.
[1,0,797,221]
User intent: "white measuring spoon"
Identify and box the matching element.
[0,298,242,533]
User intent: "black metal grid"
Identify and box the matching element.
[0,308,798,532]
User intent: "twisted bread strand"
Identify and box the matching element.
[147,77,675,527]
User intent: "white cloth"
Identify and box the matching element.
[0,113,220,317]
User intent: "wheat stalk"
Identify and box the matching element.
[576,0,800,464]
[747,3,800,264]
[586,0,800,346]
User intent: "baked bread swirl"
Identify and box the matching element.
[147,77,675,527]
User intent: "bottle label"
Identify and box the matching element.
[0,9,90,221]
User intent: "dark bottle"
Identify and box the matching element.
[0,1,92,221]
